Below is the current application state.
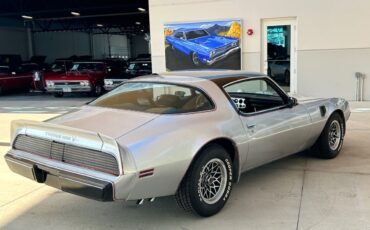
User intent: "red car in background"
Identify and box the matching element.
[0,66,34,95]
[44,61,107,97]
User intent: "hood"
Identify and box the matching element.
[44,72,90,81]
[49,106,159,139]
[190,36,237,49]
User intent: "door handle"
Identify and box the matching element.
[246,123,255,129]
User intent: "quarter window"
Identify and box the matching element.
[175,32,185,39]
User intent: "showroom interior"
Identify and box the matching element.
[1,0,370,229]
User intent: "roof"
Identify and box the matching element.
[175,28,205,33]
[136,70,266,88]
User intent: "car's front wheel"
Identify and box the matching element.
[313,113,344,159]
[191,52,201,66]
[176,144,233,217]
[91,83,103,97]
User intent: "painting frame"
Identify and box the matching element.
[164,19,242,71]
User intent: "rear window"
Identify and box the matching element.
[90,82,214,114]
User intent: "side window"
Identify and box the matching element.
[175,32,184,39]
[224,79,286,114]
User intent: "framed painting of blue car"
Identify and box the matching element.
[164,20,242,71]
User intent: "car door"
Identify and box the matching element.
[224,78,311,171]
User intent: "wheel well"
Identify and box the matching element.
[198,138,240,183]
[332,109,346,136]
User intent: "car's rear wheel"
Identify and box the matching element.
[313,113,344,159]
[191,52,201,66]
[53,92,64,97]
[176,144,233,217]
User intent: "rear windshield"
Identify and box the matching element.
[0,66,9,74]
[71,63,105,71]
[90,82,214,114]
[128,62,151,70]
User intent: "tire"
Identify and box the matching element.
[191,52,201,66]
[176,144,233,217]
[91,84,103,97]
[313,113,344,159]
[53,92,64,97]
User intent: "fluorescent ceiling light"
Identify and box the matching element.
[135,21,141,25]
[138,7,146,12]
[22,15,33,20]
[97,24,103,27]
[71,11,80,16]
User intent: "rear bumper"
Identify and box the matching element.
[5,153,114,201]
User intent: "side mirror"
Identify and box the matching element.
[288,97,298,108]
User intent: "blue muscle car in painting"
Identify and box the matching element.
[166,28,240,66]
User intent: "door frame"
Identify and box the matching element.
[261,17,297,94]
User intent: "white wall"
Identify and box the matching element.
[149,0,370,100]
[0,27,29,60]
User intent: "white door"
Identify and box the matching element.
[262,18,297,93]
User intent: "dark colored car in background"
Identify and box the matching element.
[125,58,152,78]
[101,58,130,91]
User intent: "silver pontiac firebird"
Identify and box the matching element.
[5,71,350,217]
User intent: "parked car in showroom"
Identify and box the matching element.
[32,59,74,92]
[5,71,350,217]
[0,65,34,95]
[125,58,152,78]
[44,61,107,97]
[165,28,240,66]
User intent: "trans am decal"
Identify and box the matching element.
[164,20,242,71]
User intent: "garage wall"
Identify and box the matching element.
[33,31,91,62]
[92,34,130,59]
[149,0,370,100]
[0,27,29,60]
[131,35,150,58]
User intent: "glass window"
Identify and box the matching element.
[185,30,209,40]
[225,79,280,96]
[175,32,185,39]
[0,66,9,74]
[90,82,214,114]
[224,79,285,113]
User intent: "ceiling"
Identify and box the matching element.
[0,0,149,35]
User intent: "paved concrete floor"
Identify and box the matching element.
[0,97,369,230]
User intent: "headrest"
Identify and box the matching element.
[157,94,180,107]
